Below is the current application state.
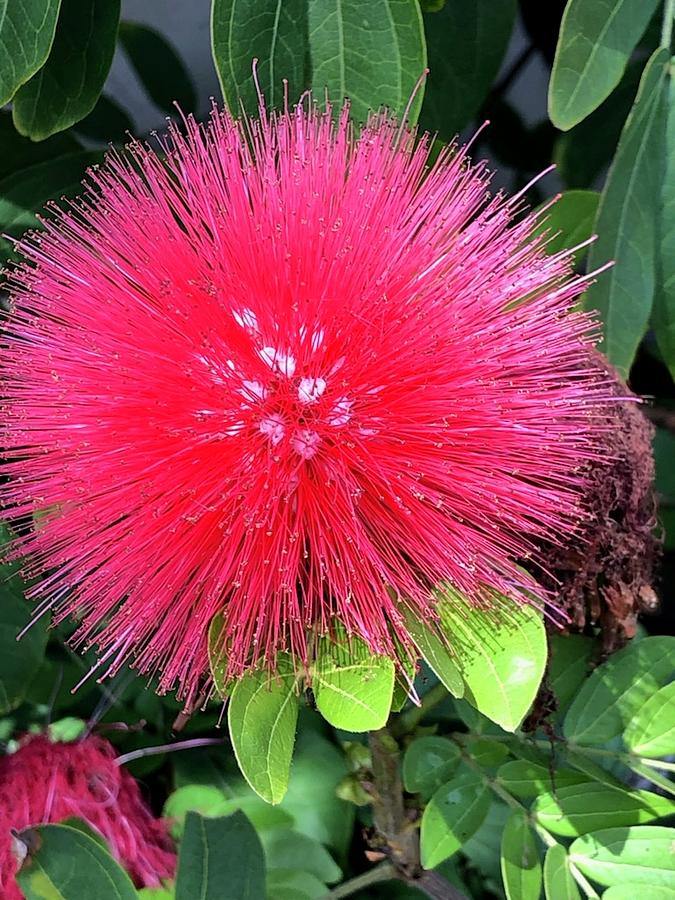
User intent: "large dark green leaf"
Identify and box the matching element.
[74,94,133,144]
[0,110,79,179]
[12,0,120,140]
[420,769,491,868]
[547,634,595,715]
[0,0,61,105]
[419,0,515,140]
[212,0,307,114]
[584,49,670,377]
[175,811,265,900]
[16,823,136,899]
[308,0,426,124]
[0,151,102,264]
[119,21,196,113]
[653,63,675,381]
[227,657,299,803]
[402,736,461,797]
[500,812,542,900]
[548,0,660,131]
[0,524,49,714]
[569,826,675,887]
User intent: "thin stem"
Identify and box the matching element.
[569,861,601,899]
[115,737,224,766]
[324,862,396,898]
[661,0,675,48]
[392,682,449,736]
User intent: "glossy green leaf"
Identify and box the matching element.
[500,812,542,900]
[313,631,394,731]
[420,769,491,868]
[543,845,580,900]
[584,49,670,377]
[74,94,133,144]
[439,587,547,732]
[308,0,427,125]
[227,658,299,804]
[13,0,120,140]
[569,826,675,887]
[402,607,464,698]
[624,681,675,758]
[0,0,61,105]
[0,151,102,264]
[267,869,327,900]
[603,886,675,899]
[163,785,233,837]
[533,191,600,261]
[262,830,341,884]
[212,0,307,114]
[533,784,675,837]
[175,811,265,900]
[207,612,229,699]
[16,823,136,899]
[119,21,195,113]
[402,736,461,796]
[563,750,626,791]
[547,634,595,716]
[0,525,49,714]
[548,0,660,131]
[0,111,79,179]
[653,60,675,380]
[419,0,515,140]
[563,636,675,746]
[496,760,589,800]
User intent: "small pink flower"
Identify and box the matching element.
[1,100,608,701]
[0,734,175,897]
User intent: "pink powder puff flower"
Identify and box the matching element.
[0,733,175,898]
[1,98,609,703]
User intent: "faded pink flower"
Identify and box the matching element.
[0,734,175,897]
[1,100,608,701]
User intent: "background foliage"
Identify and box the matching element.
[1,1,675,898]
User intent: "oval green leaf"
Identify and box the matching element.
[543,845,581,900]
[212,0,307,114]
[0,0,62,106]
[227,658,299,804]
[175,811,265,900]
[402,606,464,698]
[308,0,427,125]
[603,886,675,900]
[563,636,675,746]
[584,48,670,377]
[496,760,589,801]
[533,191,600,261]
[119,21,196,113]
[654,60,675,381]
[439,587,547,732]
[16,823,136,899]
[419,0,515,140]
[500,812,542,900]
[402,736,461,796]
[420,769,491,869]
[569,826,675,887]
[533,784,675,837]
[548,0,660,131]
[624,681,675,758]
[13,0,120,140]
[313,631,394,732]
[547,634,595,717]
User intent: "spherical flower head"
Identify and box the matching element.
[1,99,610,701]
[0,734,175,897]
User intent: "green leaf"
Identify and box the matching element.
[227,658,299,804]
[211,0,307,114]
[13,0,120,141]
[0,151,102,264]
[175,811,265,900]
[500,812,542,900]
[402,736,461,796]
[569,826,675,887]
[0,110,79,179]
[419,0,515,140]
[391,655,415,711]
[207,612,230,699]
[163,785,233,837]
[119,21,195,113]
[466,738,510,769]
[402,607,463,698]
[543,845,581,900]
[603,886,675,899]
[439,588,547,732]
[307,0,427,125]
[563,636,675,746]
[653,59,675,381]
[533,191,600,261]
[74,94,133,144]
[313,632,394,732]
[584,49,670,377]
[420,769,491,868]
[0,525,49,714]
[624,681,675,758]
[261,830,341,884]
[462,800,510,887]
[496,760,589,800]
[533,784,675,837]
[267,869,327,900]
[548,0,660,131]
[0,0,62,105]
[16,823,136,899]
[547,634,595,716]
